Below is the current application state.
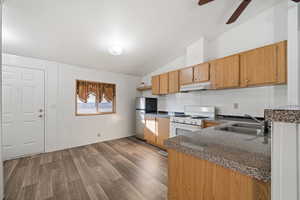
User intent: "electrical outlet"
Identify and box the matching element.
[233,103,239,109]
[97,133,101,137]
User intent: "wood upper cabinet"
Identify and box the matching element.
[210,55,240,89]
[193,63,210,83]
[159,73,169,95]
[144,116,157,144]
[180,67,194,86]
[156,118,170,148]
[151,75,160,95]
[240,44,278,87]
[168,70,180,94]
[276,40,287,84]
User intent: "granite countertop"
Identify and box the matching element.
[164,122,271,182]
[265,105,300,123]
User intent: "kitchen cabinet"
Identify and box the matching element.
[168,149,270,200]
[168,70,180,94]
[203,121,220,128]
[156,118,170,148]
[150,41,287,94]
[159,73,169,94]
[144,116,157,145]
[180,67,193,86]
[193,63,210,83]
[151,75,160,95]
[144,117,170,149]
[210,55,240,89]
[240,44,277,87]
[276,40,287,84]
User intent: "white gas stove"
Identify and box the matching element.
[170,106,216,137]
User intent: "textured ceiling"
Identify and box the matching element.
[2,0,285,76]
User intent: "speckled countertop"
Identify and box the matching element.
[164,122,271,182]
[265,105,300,123]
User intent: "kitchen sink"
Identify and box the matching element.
[231,123,261,129]
[216,123,263,136]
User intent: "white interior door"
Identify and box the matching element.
[2,65,45,160]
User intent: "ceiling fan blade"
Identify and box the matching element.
[226,0,252,24]
[291,0,300,2]
[198,0,214,6]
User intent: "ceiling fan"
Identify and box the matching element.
[198,0,300,24]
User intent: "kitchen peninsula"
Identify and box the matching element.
[165,122,271,200]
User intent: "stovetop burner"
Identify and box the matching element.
[191,116,209,119]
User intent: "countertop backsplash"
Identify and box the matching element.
[141,85,287,117]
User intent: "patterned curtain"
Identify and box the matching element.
[76,80,88,103]
[97,83,104,103]
[87,82,98,96]
[77,80,115,103]
[103,84,115,103]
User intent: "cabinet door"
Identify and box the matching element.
[151,75,160,95]
[156,118,170,148]
[194,63,210,83]
[168,70,180,94]
[159,73,169,94]
[240,45,277,87]
[210,55,240,89]
[180,67,193,86]
[144,117,157,144]
[276,41,287,84]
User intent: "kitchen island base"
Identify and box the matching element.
[168,149,270,200]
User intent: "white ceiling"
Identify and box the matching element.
[2,0,284,76]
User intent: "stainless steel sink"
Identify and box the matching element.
[216,123,263,136]
[231,123,261,129]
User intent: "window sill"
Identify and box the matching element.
[75,112,116,116]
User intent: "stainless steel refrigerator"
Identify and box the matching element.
[135,97,157,139]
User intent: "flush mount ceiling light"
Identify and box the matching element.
[108,45,123,56]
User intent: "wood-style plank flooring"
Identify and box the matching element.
[4,137,168,200]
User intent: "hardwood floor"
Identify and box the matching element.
[4,137,168,200]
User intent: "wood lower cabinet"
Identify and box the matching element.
[240,44,277,87]
[156,118,170,148]
[193,63,210,83]
[203,121,220,128]
[144,117,170,149]
[168,70,180,94]
[180,67,194,86]
[210,55,240,89]
[168,149,270,200]
[144,117,157,144]
[151,75,160,95]
[159,73,169,94]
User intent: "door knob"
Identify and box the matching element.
[38,115,43,118]
[39,109,43,112]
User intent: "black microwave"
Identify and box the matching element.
[135,97,157,113]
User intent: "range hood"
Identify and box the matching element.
[180,82,212,92]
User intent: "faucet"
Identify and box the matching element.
[244,114,269,136]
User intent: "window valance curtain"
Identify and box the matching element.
[76,80,115,103]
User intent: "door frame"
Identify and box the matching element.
[2,64,46,159]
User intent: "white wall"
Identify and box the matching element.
[141,2,288,117]
[0,1,4,199]
[3,54,140,152]
[287,2,300,105]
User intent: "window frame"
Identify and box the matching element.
[75,80,116,116]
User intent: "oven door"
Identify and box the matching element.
[170,122,202,137]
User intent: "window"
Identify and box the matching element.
[76,80,116,115]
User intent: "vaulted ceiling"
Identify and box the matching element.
[3,0,284,76]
